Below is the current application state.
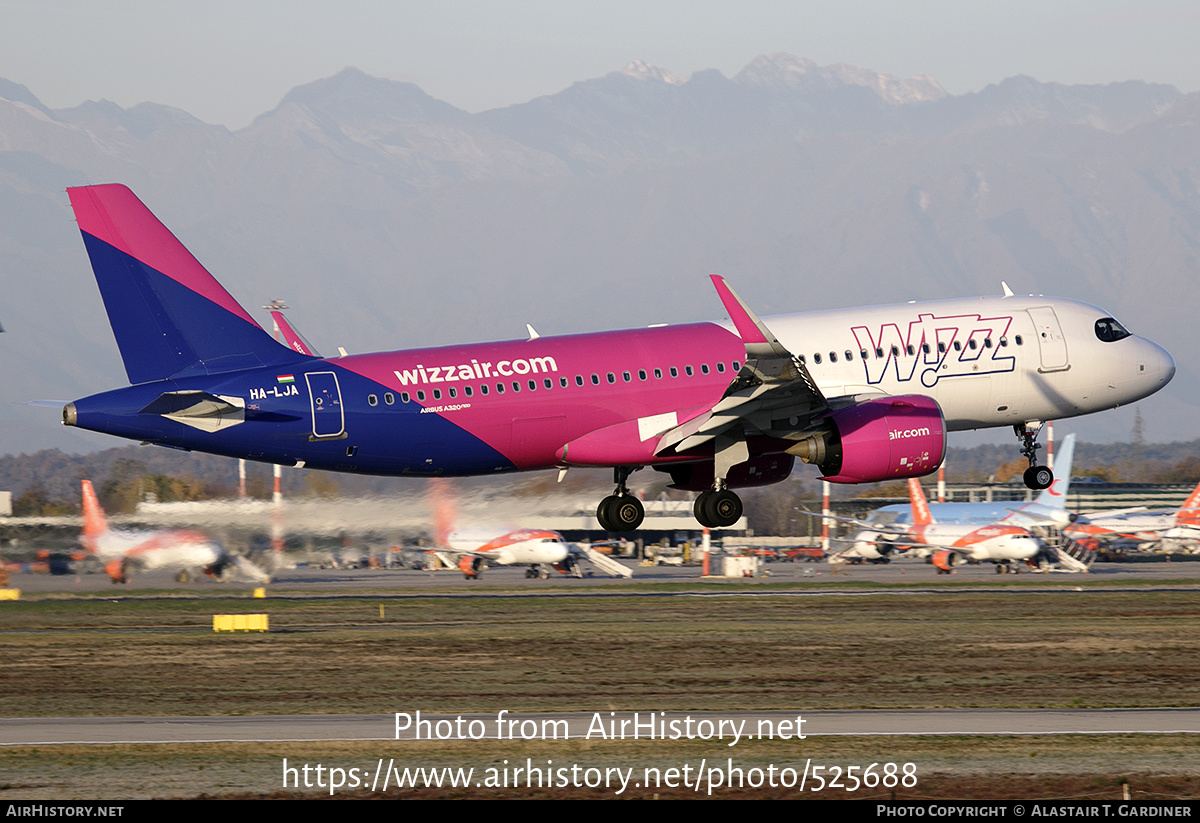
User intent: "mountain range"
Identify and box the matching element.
[0,54,1195,462]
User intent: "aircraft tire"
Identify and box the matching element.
[610,495,644,531]
[1023,465,1053,490]
[698,490,743,528]
[596,496,618,531]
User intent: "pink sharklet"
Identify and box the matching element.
[709,274,770,345]
[68,185,260,328]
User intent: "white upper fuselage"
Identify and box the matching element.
[751,294,1172,430]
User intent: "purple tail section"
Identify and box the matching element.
[68,184,308,384]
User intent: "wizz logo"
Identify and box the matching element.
[851,312,1015,388]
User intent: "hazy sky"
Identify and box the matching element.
[3,0,1199,129]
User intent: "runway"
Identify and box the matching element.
[4,708,1199,746]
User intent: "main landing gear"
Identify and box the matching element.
[596,467,645,531]
[694,485,744,529]
[1015,422,1054,491]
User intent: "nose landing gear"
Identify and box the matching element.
[1016,422,1054,490]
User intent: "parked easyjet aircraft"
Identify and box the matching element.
[60,185,1175,530]
[80,480,267,583]
[1065,479,1200,552]
[427,478,573,579]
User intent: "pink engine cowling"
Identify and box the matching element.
[817,395,946,484]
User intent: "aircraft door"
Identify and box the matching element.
[1026,307,1070,372]
[305,371,345,439]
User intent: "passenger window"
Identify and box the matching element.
[906,344,915,355]
[623,371,631,382]
[384,392,395,405]
[496,383,504,394]
[607,372,615,384]
[814,353,822,364]
[654,368,663,379]
[938,342,946,353]
[576,375,584,387]
[876,347,884,358]
[448,387,456,398]
[921,343,930,355]
[829,352,838,363]
[701,364,710,374]
[417,391,426,401]
[480,385,489,396]
[528,380,536,391]
[952,341,961,351]
[367,394,378,406]
[559,377,567,388]
[433,389,441,400]
[845,350,853,361]
[591,374,600,385]
[401,392,410,403]
[685,365,693,376]
[638,369,647,380]
[464,386,473,397]
[512,382,520,392]
[1015,335,1023,345]
[716,362,726,373]
[669,367,678,377]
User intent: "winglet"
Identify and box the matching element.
[710,275,773,347]
[270,311,320,357]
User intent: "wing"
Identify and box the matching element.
[654,275,829,458]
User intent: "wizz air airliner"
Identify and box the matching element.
[60,185,1175,531]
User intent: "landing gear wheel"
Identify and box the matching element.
[609,495,644,530]
[1023,465,1053,490]
[596,496,618,531]
[695,489,743,528]
[597,494,644,531]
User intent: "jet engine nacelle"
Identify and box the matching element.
[789,395,946,484]
[931,549,965,572]
[662,453,796,492]
[458,555,486,578]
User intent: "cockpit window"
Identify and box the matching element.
[1095,317,1131,343]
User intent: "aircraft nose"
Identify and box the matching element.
[1141,338,1176,389]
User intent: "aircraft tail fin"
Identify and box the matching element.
[67,184,309,385]
[1175,478,1200,525]
[908,478,934,526]
[428,478,457,547]
[80,480,107,547]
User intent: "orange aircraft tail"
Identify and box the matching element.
[908,478,934,527]
[428,478,457,547]
[1175,479,1200,526]
[80,480,108,548]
